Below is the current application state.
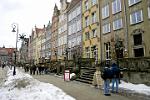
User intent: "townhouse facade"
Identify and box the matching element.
[35,27,45,64]
[51,4,60,61]
[28,26,45,65]
[19,38,29,64]
[82,0,101,64]
[58,0,70,60]
[0,47,15,65]
[99,0,150,62]
[67,0,82,60]
[125,0,150,57]
[29,29,37,64]
[45,21,51,60]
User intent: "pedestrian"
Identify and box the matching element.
[33,64,36,75]
[110,61,120,93]
[2,63,5,69]
[101,64,112,96]
[92,66,103,89]
[30,65,33,75]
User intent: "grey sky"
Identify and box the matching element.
[0,0,66,48]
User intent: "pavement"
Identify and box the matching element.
[0,67,7,85]
[30,73,134,100]
[1,67,149,100]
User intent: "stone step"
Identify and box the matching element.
[79,76,93,81]
[83,72,95,75]
[81,67,96,70]
[81,74,93,78]
[76,78,92,84]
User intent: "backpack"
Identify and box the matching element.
[101,67,113,80]
[112,67,120,78]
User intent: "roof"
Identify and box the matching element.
[67,0,81,12]
[0,48,15,55]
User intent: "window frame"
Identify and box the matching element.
[113,18,123,30]
[85,16,89,27]
[148,6,150,18]
[105,42,111,61]
[85,47,90,58]
[92,12,96,23]
[112,0,122,14]
[85,0,89,11]
[92,29,97,38]
[85,32,90,40]
[102,23,111,34]
[92,0,97,6]
[130,10,143,25]
[102,4,109,19]
[128,0,141,6]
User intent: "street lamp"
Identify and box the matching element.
[12,23,19,76]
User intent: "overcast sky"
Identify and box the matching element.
[0,0,70,48]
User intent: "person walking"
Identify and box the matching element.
[101,65,112,96]
[111,61,120,93]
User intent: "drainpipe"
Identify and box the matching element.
[98,0,103,64]
[123,0,129,57]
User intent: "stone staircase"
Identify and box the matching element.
[76,67,96,84]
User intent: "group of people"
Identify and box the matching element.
[24,65,48,75]
[101,61,122,96]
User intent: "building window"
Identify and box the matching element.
[134,48,144,57]
[102,4,109,19]
[77,19,81,32]
[128,0,141,6]
[85,16,89,27]
[85,47,90,58]
[113,18,123,30]
[77,6,81,16]
[102,23,111,34]
[112,0,122,14]
[91,46,98,63]
[148,6,150,18]
[85,32,90,40]
[68,25,71,35]
[92,0,97,6]
[85,0,89,11]
[105,42,111,60]
[92,12,96,23]
[92,29,97,38]
[130,10,143,25]
[133,33,142,46]
[77,36,81,45]
[72,23,77,33]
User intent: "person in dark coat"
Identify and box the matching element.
[101,65,112,96]
[110,62,120,93]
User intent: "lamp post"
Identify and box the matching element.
[12,23,19,76]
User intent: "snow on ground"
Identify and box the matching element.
[0,68,75,100]
[119,81,150,96]
[70,73,76,79]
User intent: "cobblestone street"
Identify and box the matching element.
[0,67,6,85]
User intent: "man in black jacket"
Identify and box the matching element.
[101,65,112,96]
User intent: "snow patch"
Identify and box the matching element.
[119,81,150,96]
[0,68,75,100]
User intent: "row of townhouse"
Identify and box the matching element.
[27,0,150,65]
